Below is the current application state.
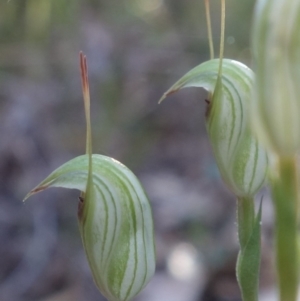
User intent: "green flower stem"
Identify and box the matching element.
[237,197,255,250]
[236,196,260,301]
[204,0,214,60]
[271,156,298,301]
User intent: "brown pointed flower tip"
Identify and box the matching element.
[80,51,90,98]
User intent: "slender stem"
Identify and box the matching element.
[79,52,94,221]
[271,156,298,301]
[218,0,225,76]
[204,0,214,59]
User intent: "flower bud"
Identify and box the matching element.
[160,59,268,197]
[24,53,156,301]
[252,0,300,156]
[24,154,156,301]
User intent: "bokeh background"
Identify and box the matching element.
[0,1,275,301]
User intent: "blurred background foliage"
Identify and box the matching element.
[0,1,274,301]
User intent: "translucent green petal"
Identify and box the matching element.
[252,0,300,155]
[160,59,268,197]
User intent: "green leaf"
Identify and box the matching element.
[160,59,268,197]
[236,201,262,301]
[25,154,156,301]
